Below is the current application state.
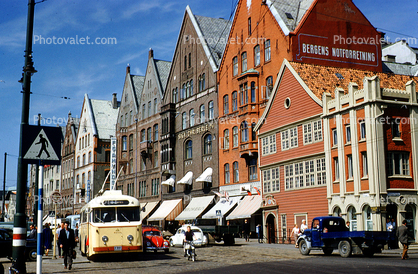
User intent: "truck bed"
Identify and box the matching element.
[321,231,391,241]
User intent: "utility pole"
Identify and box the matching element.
[33,113,41,227]
[12,0,36,273]
[2,153,6,221]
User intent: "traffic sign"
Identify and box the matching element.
[216,210,222,217]
[22,125,62,165]
[50,191,62,204]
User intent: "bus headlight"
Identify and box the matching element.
[127,235,133,244]
[102,236,109,244]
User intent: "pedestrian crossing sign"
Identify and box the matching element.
[22,125,62,164]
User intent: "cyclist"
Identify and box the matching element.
[183,226,196,257]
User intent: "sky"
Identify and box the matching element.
[0,0,417,190]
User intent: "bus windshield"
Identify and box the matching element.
[93,208,116,223]
[117,207,140,222]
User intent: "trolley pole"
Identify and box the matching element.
[2,153,6,221]
[12,0,36,273]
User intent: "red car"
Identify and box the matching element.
[142,226,170,253]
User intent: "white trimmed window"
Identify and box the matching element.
[346,125,351,143]
[316,158,326,185]
[263,167,280,194]
[303,120,323,145]
[360,121,366,139]
[347,155,353,179]
[262,134,276,155]
[332,128,337,146]
[281,127,298,150]
[285,158,326,190]
[387,152,410,176]
[362,152,368,178]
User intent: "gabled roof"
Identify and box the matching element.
[153,59,172,98]
[383,62,418,77]
[90,98,119,140]
[268,0,314,35]
[131,75,145,110]
[255,59,418,131]
[194,15,231,68]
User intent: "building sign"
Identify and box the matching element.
[110,137,117,190]
[295,33,379,68]
[177,123,215,140]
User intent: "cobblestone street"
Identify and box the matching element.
[1,239,417,274]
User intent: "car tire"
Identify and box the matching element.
[299,239,310,255]
[27,248,37,261]
[338,240,352,258]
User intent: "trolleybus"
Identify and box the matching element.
[79,190,142,259]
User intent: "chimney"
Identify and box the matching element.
[126,64,130,75]
[112,93,118,109]
[149,48,154,59]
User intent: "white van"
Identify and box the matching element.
[64,215,80,230]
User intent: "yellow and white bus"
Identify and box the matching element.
[79,190,142,259]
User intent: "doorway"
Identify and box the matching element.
[266,214,276,244]
[405,204,416,242]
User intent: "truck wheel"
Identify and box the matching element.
[299,239,310,255]
[322,248,333,256]
[338,240,352,258]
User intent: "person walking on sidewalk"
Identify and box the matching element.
[59,221,76,270]
[396,220,409,260]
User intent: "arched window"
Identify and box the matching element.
[233,161,239,182]
[201,73,205,91]
[233,126,239,147]
[181,83,186,100]
[241,52,247,72]
[204,134,212,155]
[129,134,134,150]
[254,45,260,66]
[233,56,238,76]
[190,79,194,96]
[251,122,256,141]
[208,101,214,120]
[224,163,230,184]
[182,112,187,130]
[333,206,341,217]
[185,140,193,159]
[141,129,146,142]
[122,136,127,151]
[266,76,273,99]
[223,95,229,115]
[241,121,248,143]
[231,91,237,113]
[265,39,271,61]
[172,88,178,103]
[348,206,357,231]
[189,109,195,127]
[200,104,205,123]
[224,129,230,150]
[184,55,187,71]
[363,205,373,231]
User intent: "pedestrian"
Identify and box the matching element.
[56,222,64,258]
[256,224,263,243]
[346,221,350,230]
[396,220,409,260]
[74,223,79,246]
[290,224,300,248]
[28,224,37,239]
[43,223,53,256]
[59,221,76,270]
[300,219,308,234]
[242,219,250,242]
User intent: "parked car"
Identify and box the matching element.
[0,228,37,261]
[142,226,170,253]
[169,225,208,247]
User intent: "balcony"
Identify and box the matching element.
[140,141,152,157]
[161,162,176,176]
[239,141,258,159]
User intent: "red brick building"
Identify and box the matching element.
[217,0,383,235]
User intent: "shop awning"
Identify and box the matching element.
[161,175,176,187]
[202,196,242,219]
[177,171,193,185]
[175,196,215,221]
[226,195,262,220]
[195,167,213,183]
[139,201,159,220]
[147,199,183,221]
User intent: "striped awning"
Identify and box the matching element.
[147,199,183,221]
[140,201,159,220]
[175,196,214,221]
[202,196,242,219]
[226,195,262,220]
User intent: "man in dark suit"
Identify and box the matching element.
[59,221,76,270]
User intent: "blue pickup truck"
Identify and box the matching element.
[297,216,392,257]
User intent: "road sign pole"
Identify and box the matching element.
[12,1,36,273]
[36,164,43,274]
